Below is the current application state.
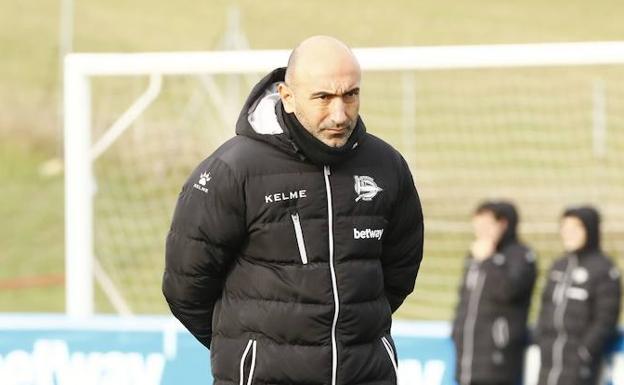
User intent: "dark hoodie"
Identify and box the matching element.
[452,200,537,385]
[234,67,366,166]
[163,68,424,385]
[495,202,519,250]
[473,200,521,251]
[536,205,621,385]
[562,206,601,255]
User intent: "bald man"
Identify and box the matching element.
[163,36,424,385]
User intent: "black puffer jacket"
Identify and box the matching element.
[163,68,424,385]
[452,202,537,385]
[536,207,621,385]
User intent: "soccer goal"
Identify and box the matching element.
[64,42,624,317]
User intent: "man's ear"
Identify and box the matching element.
[278,82,295,113]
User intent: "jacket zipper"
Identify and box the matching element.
[460,263,485,385]
[324,165,340,385]
[547,255,577,385]
[239,339,257,385]
[381,336,399,381]
[291,213,309,264]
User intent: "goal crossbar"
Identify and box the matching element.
[66,41,624,76]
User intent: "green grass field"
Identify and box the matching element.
[2,0,624,319]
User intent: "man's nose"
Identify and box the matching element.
[329,99,348,126]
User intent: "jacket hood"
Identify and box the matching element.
[562,205,601,254]
[235,67,300,157]
[475,200,519,250]
[235,67,366,165]
[495,201,519,249]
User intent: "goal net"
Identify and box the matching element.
[64,42,624,318]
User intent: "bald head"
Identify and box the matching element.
[278,36,362,148]
[285,36,361,86]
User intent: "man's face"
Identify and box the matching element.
[280,66,361,148]
[472,211,506,243]
[560,216,587,252]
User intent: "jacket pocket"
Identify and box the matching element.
[291,212,309,264]
[239,339,258,385]
[381,336,399,381]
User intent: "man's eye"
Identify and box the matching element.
[343,92,358,101]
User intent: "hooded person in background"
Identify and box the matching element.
[452,200,537,385]
[535,206,621,385]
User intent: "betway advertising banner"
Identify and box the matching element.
[0,315,623,385]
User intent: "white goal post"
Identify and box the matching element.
[64,41,624,317]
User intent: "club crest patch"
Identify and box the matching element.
[572,267,589,284]
[354,175,383,202]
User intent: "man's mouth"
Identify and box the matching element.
[324,127,349,134]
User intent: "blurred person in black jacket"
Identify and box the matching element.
[452,200,537,385]
[535,205,621,385]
